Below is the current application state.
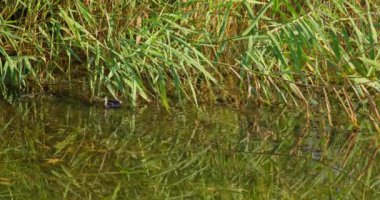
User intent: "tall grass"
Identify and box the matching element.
[0,0,379,110]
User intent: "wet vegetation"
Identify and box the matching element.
[1,0,380,199]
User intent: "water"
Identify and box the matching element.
[0,96,379,199]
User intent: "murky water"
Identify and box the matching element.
[0,96,379,199]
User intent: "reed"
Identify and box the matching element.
[0,0,379,109]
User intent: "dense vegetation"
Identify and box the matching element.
[1,0,379,110]
[1,1,380,198]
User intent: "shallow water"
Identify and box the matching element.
[0,96,379,199]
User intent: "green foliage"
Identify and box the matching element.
[0,0,379,107]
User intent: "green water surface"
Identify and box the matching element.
[0,96,379,199]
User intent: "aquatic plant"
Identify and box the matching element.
[0,0,379,112]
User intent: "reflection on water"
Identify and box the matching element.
[0,96,379,199]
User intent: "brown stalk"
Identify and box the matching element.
[323,88,333,126]
[361,86,380,121]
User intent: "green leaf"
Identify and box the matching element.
[242,1,273,36]
[359,57,380,71]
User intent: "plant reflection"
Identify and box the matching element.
[0,97,379,199]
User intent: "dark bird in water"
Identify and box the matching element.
[104,97,122,108]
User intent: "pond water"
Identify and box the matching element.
[0,96,379,199]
